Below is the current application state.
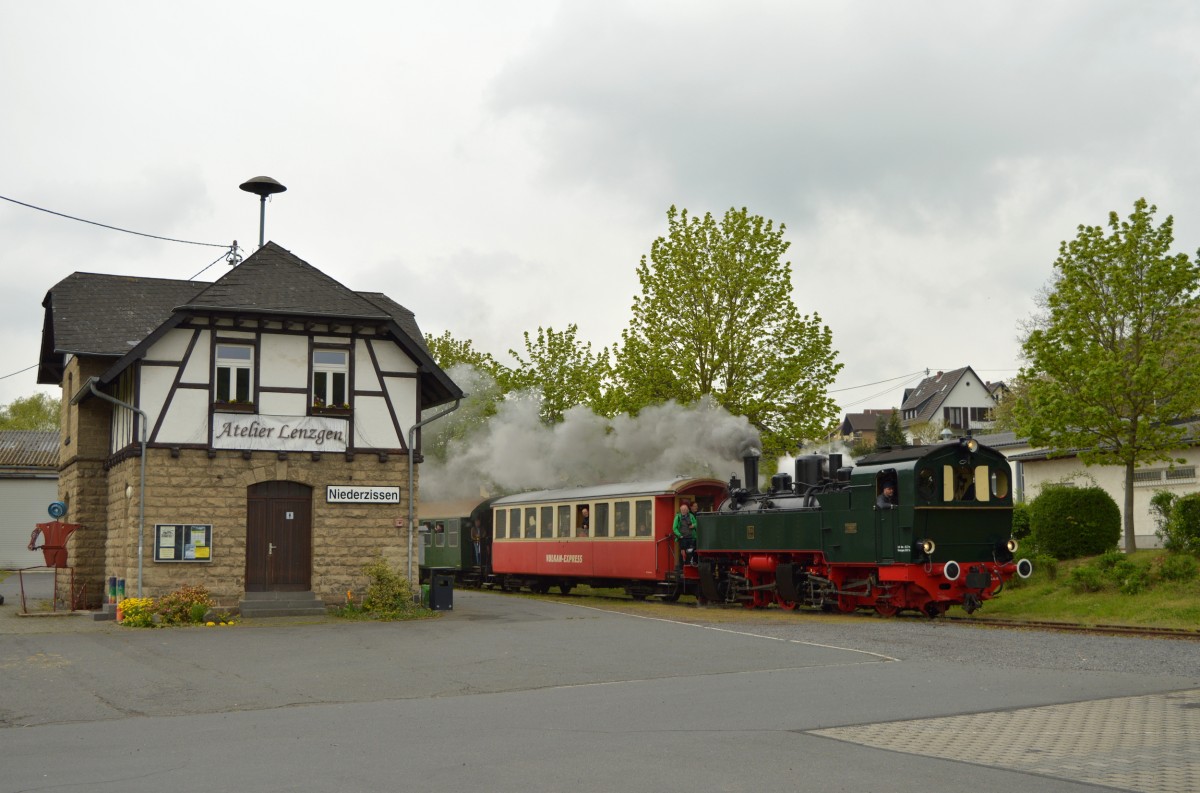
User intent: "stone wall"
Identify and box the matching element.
[57,357,113,608]
[104,448,416,606]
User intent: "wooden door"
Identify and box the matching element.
[246,481,312,592]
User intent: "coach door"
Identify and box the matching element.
[246,481,313,592]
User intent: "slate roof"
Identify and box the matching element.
[900,366,973,424]
[40,274,201,359]
[0,430,58,469]
[37,242,461,407]
[179,242,391,319]
[839,411,889,434]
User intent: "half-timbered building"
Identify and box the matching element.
[37,242,461,612]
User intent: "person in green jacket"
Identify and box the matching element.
[673,502,698,570]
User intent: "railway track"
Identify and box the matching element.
[498,586,1200,641]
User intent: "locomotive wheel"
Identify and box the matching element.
[874,599,899,618]
[775,594,801,611]
[836,596,856,613]
[924,601,947,619]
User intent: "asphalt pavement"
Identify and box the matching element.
[0,584,1197,793]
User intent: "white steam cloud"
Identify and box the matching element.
[420,365,761,501]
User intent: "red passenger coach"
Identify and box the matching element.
[489,478,728,600]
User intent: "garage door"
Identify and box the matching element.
[0,478,60,569]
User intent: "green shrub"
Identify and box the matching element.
[1067,566,1106,593]
[354,554,427,620]
[1029,485,1121,560]
[1162,492,1200,554]
[156,584,214,625]
[1150,490,1177,544]
[1155,552,1200,583]
[1011,502,1032,541]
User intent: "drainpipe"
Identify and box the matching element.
[406,397,462,586]
[79,378,149,597]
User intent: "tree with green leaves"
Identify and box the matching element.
[0,392,59,431]
[424,330,511,387]
[874,409,906,450]
[1014,198,1200,551]
[613,206,842,457]
[509,324,613,423]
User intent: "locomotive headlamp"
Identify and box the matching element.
[920,539,936,555]
[961,438,979,453]
[1006,539,1019,553]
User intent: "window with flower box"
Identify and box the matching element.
[312,349,349,412]
[215,344,254,407]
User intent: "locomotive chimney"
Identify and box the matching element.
[743,451,760,494]
[827,453,843,479]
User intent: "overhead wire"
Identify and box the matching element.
[0,193,230,248]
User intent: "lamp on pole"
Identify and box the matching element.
[238,176,287,248]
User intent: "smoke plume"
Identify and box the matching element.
[420,365,761,501]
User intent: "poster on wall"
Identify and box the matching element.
[155,524,213,563]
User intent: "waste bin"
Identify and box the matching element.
[429,570,454,611]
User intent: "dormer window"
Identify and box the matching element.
[215,344,254,403]
[312,349,349,410]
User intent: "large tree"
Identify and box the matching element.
[0,392,59,431]
[1014,198,1200,551]
[614,206,841,457]
[509,324,613,423]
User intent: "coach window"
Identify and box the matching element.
[215,344,253,404]
[540,506,554,538]
[448,519,460,548]
[614,502,631,537]
[312,349,349,410]
[557,504,571,537]
[510,508,521,539]
[495,510,507,540]
[434,521,446,548]
[525,507,538,539]
[420,523,433,548]
[594,503,610,537]
[634,500,653,537]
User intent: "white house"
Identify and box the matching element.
[900,367,1002,436]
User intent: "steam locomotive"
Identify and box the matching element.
[419,438,1030,617]
[694,437,1031,617]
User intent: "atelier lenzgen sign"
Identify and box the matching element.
[211,412,348,453]
[326,486,401,504]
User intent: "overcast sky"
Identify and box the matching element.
[3,1,1199,421]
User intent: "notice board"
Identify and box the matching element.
[154,524,213,563]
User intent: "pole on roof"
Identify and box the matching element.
[238,176,287,248]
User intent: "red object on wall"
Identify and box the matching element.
[30,521,80,568]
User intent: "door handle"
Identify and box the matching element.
[268,542,277,555]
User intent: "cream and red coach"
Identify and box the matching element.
[489,478,727,600]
